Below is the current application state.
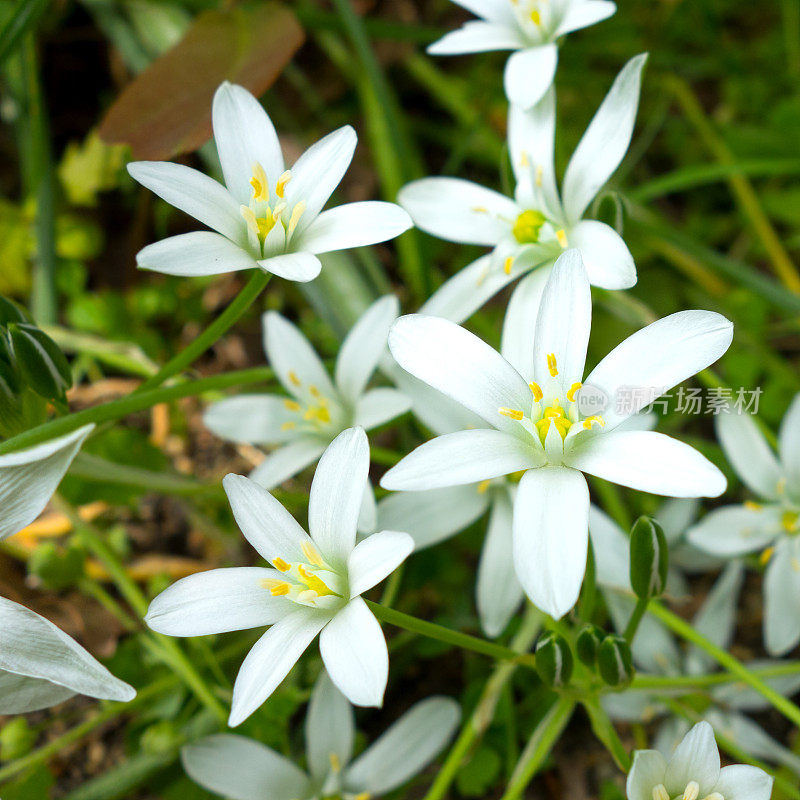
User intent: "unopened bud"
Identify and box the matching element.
[535,631,573,688]
[597,634,634,687]
[629,516,669,600]
[575,623,605,666]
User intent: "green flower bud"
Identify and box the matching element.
[9,323,72,401]
[597,634,634,687]
[575,623,605,666]
[534,631,573,688]
[629,515,669,600]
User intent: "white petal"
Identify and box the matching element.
[344,697,460,795]
[213,82,284,205]
[477,488,524,637]
[779,393,800,491]
[299,202,412,255]
[127,161,246,244]
[336,295,399,403]
[354,388,412,430]
[427,21,524,54]
[204,394,301,446]
[716,410,783,500]
[145,567,287,636]
[714,765,773,800]
[512,466,589,618]
[555,0,616,36]
[249,438,328,490]
[566,220,636,289]
[764,538,800,656]
[0,672,76,715]
[664,721,720,797]
[585,310,733,431]
[657,497,700,544]
[137,231,258,276]
[320,597,387,707]
[398,178,517,246]
[182,734,312,800]
[305,672,355,782]
[562,54,647,221]
[587,504,630,591]
[358,480,378,534]
[0,597,135,705]
[309,427,369,566]
[348,530,413,597]
[230,610,329,726]
[503,45,558,110]
[223,473,313,562]
[686,504,780,557]
[419,254,522,324]
[284,126,358,236]
[376,484,490,549]
[500,267,551,380]
[388,314,532,433]
[0,424,93,541]
[381,430,541,491]
[626,750,668,800]
[532,249,591,385]
[567,431,726,497]
[258,252,322,282]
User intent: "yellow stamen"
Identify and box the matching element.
[273,557,291,572]
[652,786,669,800]
[582,415,606,430]
[276,170,292,198]
[683,781,700,800]
[250,162,269,202]
[284,399,301,412]
[547,353,558,377]
[263,580,290,597]
[298,564,334,596]
[535,165,543,187]
[759,547,774,566]
[529,382,543,401]
[288,370,302,387]
[504,256,514,275]
[744,500,763,511]
[240,205,259,235]
[498,407,524,421]
[471,206,488,213]
[556,228,568,248]
[354,794,371,800]
[280,421,296,431]
[301,541,324,567]
[309,385,322,398]
[520,150,530,168]
[567,382,582,402]
[477,479,491,494]
[329,753,341,773]
[287,201,306,235]
[272,202,286,220]
[512,209,546,244]
[530,9,541,24]
[782,510,799,532]
[792,558,800,572]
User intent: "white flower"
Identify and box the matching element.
[145,427,413,725]
[204,296,411,494]
[181,672,459,800]
[128,82,412,282]
[0,597,135,713]
[687,395,800,655]
[428,0,617,109]
[380,249,731,619]
[627,721,772,800]
[399,54,645,325]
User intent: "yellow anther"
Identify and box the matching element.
[287,201,306,235]
[329,752,341,773]
[759,547,774,566]
[530,9,541,24]
[471,206,488,214]
[555,228,568,248]
[683,781,700,800]
[280,421,296,431]
[777,477,787,495]
[354,794,371,800]
[276,170,292,198]
[547,353,558,377]
[535,165,543,187]
[477,479,491,494]
[301,541,324,567]
[520,150,530,168]
[250,162,269,202]
[652,786,669,800]
[744,500,763,511]
[504,256,514,275]
[567,382,582,402]
[498,407,524,421]
[298,564,334,596]
[263,580,290,597]
[288,370,302,387]
[782,510,799,532]
[582,415,605,430]
[309,385,322,398]
[284,399,301,412]
[529,382,543,401]
[273,557,291,572]
[272,202,286,220]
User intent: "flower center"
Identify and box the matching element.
[652,783,724,800]
[280,371,338,433]
[512,209,546,244]
[497,354,605,452]
[240,162,306,255]
[262,541,344,609]
[510,0,547,32]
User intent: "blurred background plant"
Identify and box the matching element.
[0,0,799,797]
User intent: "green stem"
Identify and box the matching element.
[422,606,542,800]
[0,367,272,455]
[630,661,800,691]
[499,696,576,800]
[0,0,49,67]
[365,600,537,668]
[582,696,631,771]
[136,271,270,393]
[650,602,800,728]
[623,596,649,643]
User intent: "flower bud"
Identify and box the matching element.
[597,634,634,687]
[9,323,72,401]
[629,515,669,600]
[575,623,605,666]
[534,631,573,688]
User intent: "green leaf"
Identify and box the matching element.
[456,745,502,797]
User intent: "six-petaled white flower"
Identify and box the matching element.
[627,721,772,800]
[399,54,645,325]
[381,249,731,619]
[128,82,412,282]
[204,296,411,494]
[429,0,617,109]
[688,395,800,655]
[181,672,459,800]
[145,427,413,725]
